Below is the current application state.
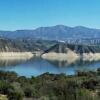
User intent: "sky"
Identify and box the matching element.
[0,0,100,30]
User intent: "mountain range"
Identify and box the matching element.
[0,25,100,40]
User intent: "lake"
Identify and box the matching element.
[0,57,100,77]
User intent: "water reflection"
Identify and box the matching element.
[0,57,100,77]
[0,57,31,67]
[46,59,100,67]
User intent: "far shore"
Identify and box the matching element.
[0,52,33,59]
[1,51,100,63]
[42,51,100,62]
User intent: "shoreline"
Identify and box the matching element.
[42,52,100,62]
[0,52,34,59]
[0,51,100,62]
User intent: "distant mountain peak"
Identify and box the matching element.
[74,26,88,29]
[54,25,67,27]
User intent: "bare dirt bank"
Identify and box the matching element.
[42,50,100,62]
[0,52,33,59]
[42,50,80,64]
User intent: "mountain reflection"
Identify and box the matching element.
[46,59,100,67]
[0,57,99,77]
[0,57,99,68]
[0,58,30,67]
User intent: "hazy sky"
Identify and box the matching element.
[0,0,100,30]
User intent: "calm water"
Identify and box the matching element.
[0,57,100,77]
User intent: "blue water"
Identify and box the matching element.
[0,57,100,77]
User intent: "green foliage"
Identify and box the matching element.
[8,91,23,100]
[0,70,100,100]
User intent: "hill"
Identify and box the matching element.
[0,25,100,40]
[43,42,100,54]
[0,38,57,52]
